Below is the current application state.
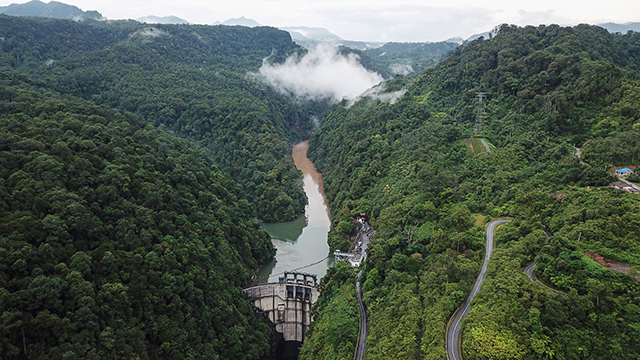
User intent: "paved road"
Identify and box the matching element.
[522,229,565,296]
[446,219,510,360]
[353,277,367,360]
[523,262,536,282]
[522,261,564,296]
[353,223,372,360]
[622,179,640,192]
[522,228,551,284]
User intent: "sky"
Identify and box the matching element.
[2,0,639,42]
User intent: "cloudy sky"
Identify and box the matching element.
[3,0,639,42]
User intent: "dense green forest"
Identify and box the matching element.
[0,69,276,359]
[303,24,640,359]
[5,12,640,360]
[0,15,328,221]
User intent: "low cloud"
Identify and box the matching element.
[253,44,383,102]
[130,27,169,39]
[349,83,407,107]
[389,63,414,76]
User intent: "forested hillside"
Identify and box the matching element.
[0,70,275,359]
[0,16,326,221]
[303,24,640,359]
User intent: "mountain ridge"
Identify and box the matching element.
[214,16,261,27]
[137,15,189,25]
[0,0,103,20]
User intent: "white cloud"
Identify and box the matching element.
[389,64,414,76]
[2,0,639,42]
[347,83,407,108]
[252,44,383,102]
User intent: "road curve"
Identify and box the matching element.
[523,262,536,282]
[522,228,551,284]
[522,229,565,296]
[446,219,510,360]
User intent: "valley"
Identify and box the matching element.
[2,6,640,360]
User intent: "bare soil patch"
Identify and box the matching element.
[583,251,639,280]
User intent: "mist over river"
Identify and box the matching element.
[258,141,334,282]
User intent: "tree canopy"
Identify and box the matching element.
[0,69,275,359]
[0,16,331,221]
[304,24,640,359]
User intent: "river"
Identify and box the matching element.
[257,140,334,282]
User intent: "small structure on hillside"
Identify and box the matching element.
[610,181,638,193]
[356,212,369,223]
[616,168,634,177]
[335,214,373,268]
[334,250,363,268]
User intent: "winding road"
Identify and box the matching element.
[446,219,510,360]
[522,228,551,284]
[523,261,564,296]
[522,229,564,295]
[523,262,536,282]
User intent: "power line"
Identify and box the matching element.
[252,254,331,284]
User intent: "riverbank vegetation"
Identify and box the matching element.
[4,12,640,359]
[0,16,328,222]
[307,23,640,359]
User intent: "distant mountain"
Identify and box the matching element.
[339,39,385,50]
[215,16,261,27]
[599,22,640,34]
[137,15,189,24]
[280,26,384,50]
[363,41,459,76]
[0,0,103,20]
[444,36,464,45]
[282,26,342,42]
[466,31,491,42]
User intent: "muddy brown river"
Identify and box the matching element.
[258,141,334,282]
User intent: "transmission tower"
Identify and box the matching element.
[474,92,487,135]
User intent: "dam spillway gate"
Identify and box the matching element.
[243,271,319,342]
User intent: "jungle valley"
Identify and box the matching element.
[2,11,640,360]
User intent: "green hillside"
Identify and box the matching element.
[5,11,640,360]
[0,70,274,359]
[304,24,640,359]
[0,16,325,222]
